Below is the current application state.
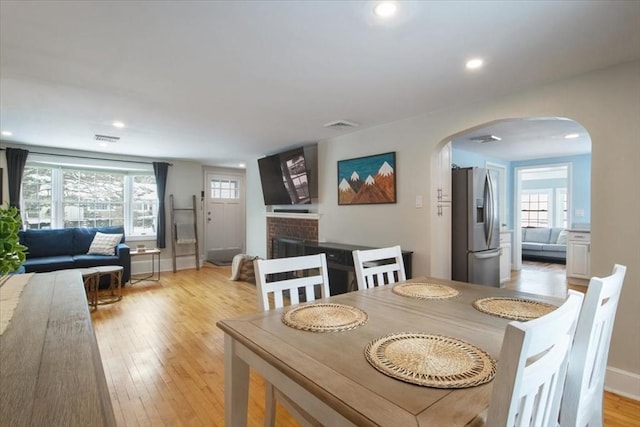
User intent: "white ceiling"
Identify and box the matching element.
[1,1,639,167]
[451,117,591,162]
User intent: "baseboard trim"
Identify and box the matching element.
[605,366,640,400]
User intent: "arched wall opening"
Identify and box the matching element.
[430,116,592,287]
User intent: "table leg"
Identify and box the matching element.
[224,334,249,427]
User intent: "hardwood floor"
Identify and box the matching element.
[505,260,570,298]
[91,264,639,426]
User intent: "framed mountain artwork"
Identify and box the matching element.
[338,152,396,205]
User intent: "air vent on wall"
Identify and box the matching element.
[323,120,359,129]
[470,134,501,143]
[94,134,120,143]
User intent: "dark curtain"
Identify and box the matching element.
[153,162,170,248]
[5,147,29,208]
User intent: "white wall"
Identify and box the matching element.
[246,60,640,397]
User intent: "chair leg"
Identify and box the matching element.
[264,382,276,427]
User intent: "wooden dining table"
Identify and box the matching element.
[217,276,563,427]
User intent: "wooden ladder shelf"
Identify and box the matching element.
[170,194,200,272]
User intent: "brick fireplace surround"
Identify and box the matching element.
[266,215,318,259]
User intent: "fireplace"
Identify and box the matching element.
[266,214,318,259]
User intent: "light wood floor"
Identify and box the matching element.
[91,264,640,426]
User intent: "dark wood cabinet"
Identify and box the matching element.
[271,238,413,295]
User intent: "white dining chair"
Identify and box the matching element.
[468,290,584,427]
[560,264,627,427]
[253,254,330,427]
[352,245,406,291]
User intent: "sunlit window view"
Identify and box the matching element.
[21,165,158,236]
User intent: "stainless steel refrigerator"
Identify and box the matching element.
[451,167,500,287]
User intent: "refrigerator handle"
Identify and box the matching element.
[473,248,501,259]
[484,173,494,247]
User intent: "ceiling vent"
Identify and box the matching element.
[323,120,359,129]
[94,134,120,143]
[470,134,502,143]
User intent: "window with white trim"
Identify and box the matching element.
[210,178,240,199]
[556,188,568,229]
[521,189,552,228]
[21,164,157,237]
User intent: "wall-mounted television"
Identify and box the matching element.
[258,145,317,206]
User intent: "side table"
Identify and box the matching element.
[78,268,99,310]
[95,265,124,304]
[130,248,161,284]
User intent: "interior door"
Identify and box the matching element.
[205,172,245,264]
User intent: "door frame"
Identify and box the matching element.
[202,166,247,258]
[514,162,571,271]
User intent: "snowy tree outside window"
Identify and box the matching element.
[21,165,157,237]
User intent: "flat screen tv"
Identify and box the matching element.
[258,147,312,205]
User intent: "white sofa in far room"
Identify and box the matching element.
[521,227,567,263]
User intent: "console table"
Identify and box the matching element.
[0,270,116,426]
[271,237,413,295]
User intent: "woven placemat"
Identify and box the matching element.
[282,303,368,332]
[365,332,496,388]
[473,297,557,321]
[393,282,459,300]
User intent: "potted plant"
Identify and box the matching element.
[0,205,27,284]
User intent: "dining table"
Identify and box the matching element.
[217,276,563,427]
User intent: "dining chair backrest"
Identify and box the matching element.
[560,264,627,427]
[485,290,584,427]
[352,245,406,291]
[254,254,330,312]
[253,254,329,427]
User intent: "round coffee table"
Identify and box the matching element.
[95,265,124,305]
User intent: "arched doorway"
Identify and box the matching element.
[431,117,591,295]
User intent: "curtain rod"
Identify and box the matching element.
[1,148,173,166]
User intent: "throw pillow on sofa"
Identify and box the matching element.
[88,232,124,256]
[556,230,568,245]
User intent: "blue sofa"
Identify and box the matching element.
[18,226,131,283]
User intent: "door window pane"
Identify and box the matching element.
[211,179,239,199]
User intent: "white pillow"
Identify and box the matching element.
[556,230,568,245]
[88,232,123,256]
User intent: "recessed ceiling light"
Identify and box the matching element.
[374,1,397,18]
[112,121,125,128]
[564,133,580,139]
[1,130,13,136]
[465,58,484,70]
[238,163,246,169]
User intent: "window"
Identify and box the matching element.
[521,190,551,228]
[21,166,53,229]
[556,188,568,228]
[21,164,157,237]
[210,178,239,199]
